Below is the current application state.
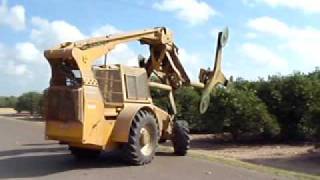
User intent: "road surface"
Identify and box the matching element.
[0,116,289,180]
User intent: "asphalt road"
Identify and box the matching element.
[0,116,290,180]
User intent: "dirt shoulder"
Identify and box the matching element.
[189,134,320,176]
[0,108,16,114]
[0,108,43,121]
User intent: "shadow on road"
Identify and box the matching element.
[0,147,65,157]
[0,146,131,179]
[0,145,178,179]
[22,142,59,146]
[155,151,176,157]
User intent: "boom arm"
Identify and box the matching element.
[45,27,190,89]
[44,27,229,114]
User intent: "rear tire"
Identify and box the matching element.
[171,120,190,156]
[123,110,159,165]
[69,146,101,159]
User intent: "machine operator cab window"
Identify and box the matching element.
[50,60,82,88]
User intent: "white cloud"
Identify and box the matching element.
[0,57,32,77]
[30,17,85,49]
[241,43,288,68]
[0,0,26,30]
[89,24,139,66]
[244,0,320,13]
[179,49,199,65]
[91,24,122,37]
[0,43,6,59]
[29,18,141,67]
[1,13,194,94]
[5,61,31,76]
[242,0,256,7]
[0,42,37,78]
[0,42,42,64]
[153,0,216,25]
[29,18,138,66]
[178,48,202,80]
[210,27,223,38]
[245,32,258,39]
[15,42,42,63]
[247,16,320,66]
[107,44,138,66]
[248,16,289,37]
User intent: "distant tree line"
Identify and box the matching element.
[0,96,17,108]
[153,68,320,142]
[0,92,43,115]
[2,68,320,141]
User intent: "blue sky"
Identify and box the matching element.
[1,0,320,96]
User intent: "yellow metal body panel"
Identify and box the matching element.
[45,121,82,143]
[82,86,104,144]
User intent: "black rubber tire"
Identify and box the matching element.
[123,110,159,165]
[69,146,101,159]
[172,120,190,156]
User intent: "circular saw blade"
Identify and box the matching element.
[220,27,229,47]
[199,93,210,114]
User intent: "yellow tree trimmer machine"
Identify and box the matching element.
[43,27,229,165]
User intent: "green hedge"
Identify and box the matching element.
[15,92,43,115]
[3,68,320,141]
[153,69,320,141]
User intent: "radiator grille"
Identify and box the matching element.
[95,69,124,103]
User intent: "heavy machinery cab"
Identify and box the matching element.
[45,61,153,124]
[45,60,157,147]
[45,59,83,123]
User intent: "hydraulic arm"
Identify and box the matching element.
[44,27,229,114]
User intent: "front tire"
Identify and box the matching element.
[171,120,190,156]
[123,110,159,165]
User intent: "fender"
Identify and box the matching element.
[111,103,165,142]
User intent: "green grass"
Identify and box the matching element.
[158,146,320,180]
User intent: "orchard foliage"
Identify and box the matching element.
[0,96,17,108]
[2,69,320,141]
[152,69,320,141]
[14,92,43,115]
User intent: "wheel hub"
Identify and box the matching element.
[140,126,153,156]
